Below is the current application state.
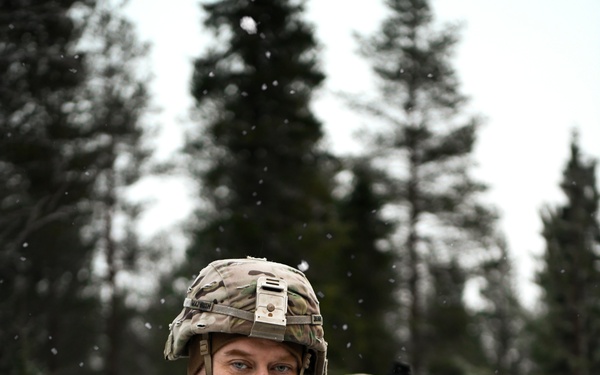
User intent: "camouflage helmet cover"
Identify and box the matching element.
[164,257,327,374]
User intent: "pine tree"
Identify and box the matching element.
[0,1,102,373]
[0,1,154,373]
[182,0,343,294]
[355,0,497,373]
[531,134,600,375]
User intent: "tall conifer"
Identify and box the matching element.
[356,0,497,373]
[0,1,102,373]
[532,134,600,375]
[0,1,153,373]
[182,0,343,293]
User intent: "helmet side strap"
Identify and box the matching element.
[200,333,213,375]
[299,347,310,375]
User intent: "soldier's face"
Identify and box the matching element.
[197,337,300,375]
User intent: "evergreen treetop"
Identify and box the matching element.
[183,0,341,270]
[532,133,600,375]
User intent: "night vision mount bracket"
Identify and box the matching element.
[249,276,289,341]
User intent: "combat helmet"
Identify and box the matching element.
[164,257,328,375]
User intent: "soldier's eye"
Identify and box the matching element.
[272,364,294,373]
[231,361,250,371]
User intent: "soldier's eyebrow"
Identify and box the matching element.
[221,348,252,358]
[221,349,296,363]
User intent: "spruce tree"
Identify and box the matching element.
[355,0,497,373]
[182,0,343,290]
[0,1,102,373]
[532,134,600,375]
[0,1,154,373]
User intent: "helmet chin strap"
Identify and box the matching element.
[200,334,213,375]
[299,349,311,375]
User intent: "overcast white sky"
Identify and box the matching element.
[125,0,600,307]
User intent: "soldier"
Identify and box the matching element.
[164,257,328,375]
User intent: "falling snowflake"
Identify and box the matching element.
[240,16,257,34]
[298,260,309,272]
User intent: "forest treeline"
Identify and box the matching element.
[1,1,599,375]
